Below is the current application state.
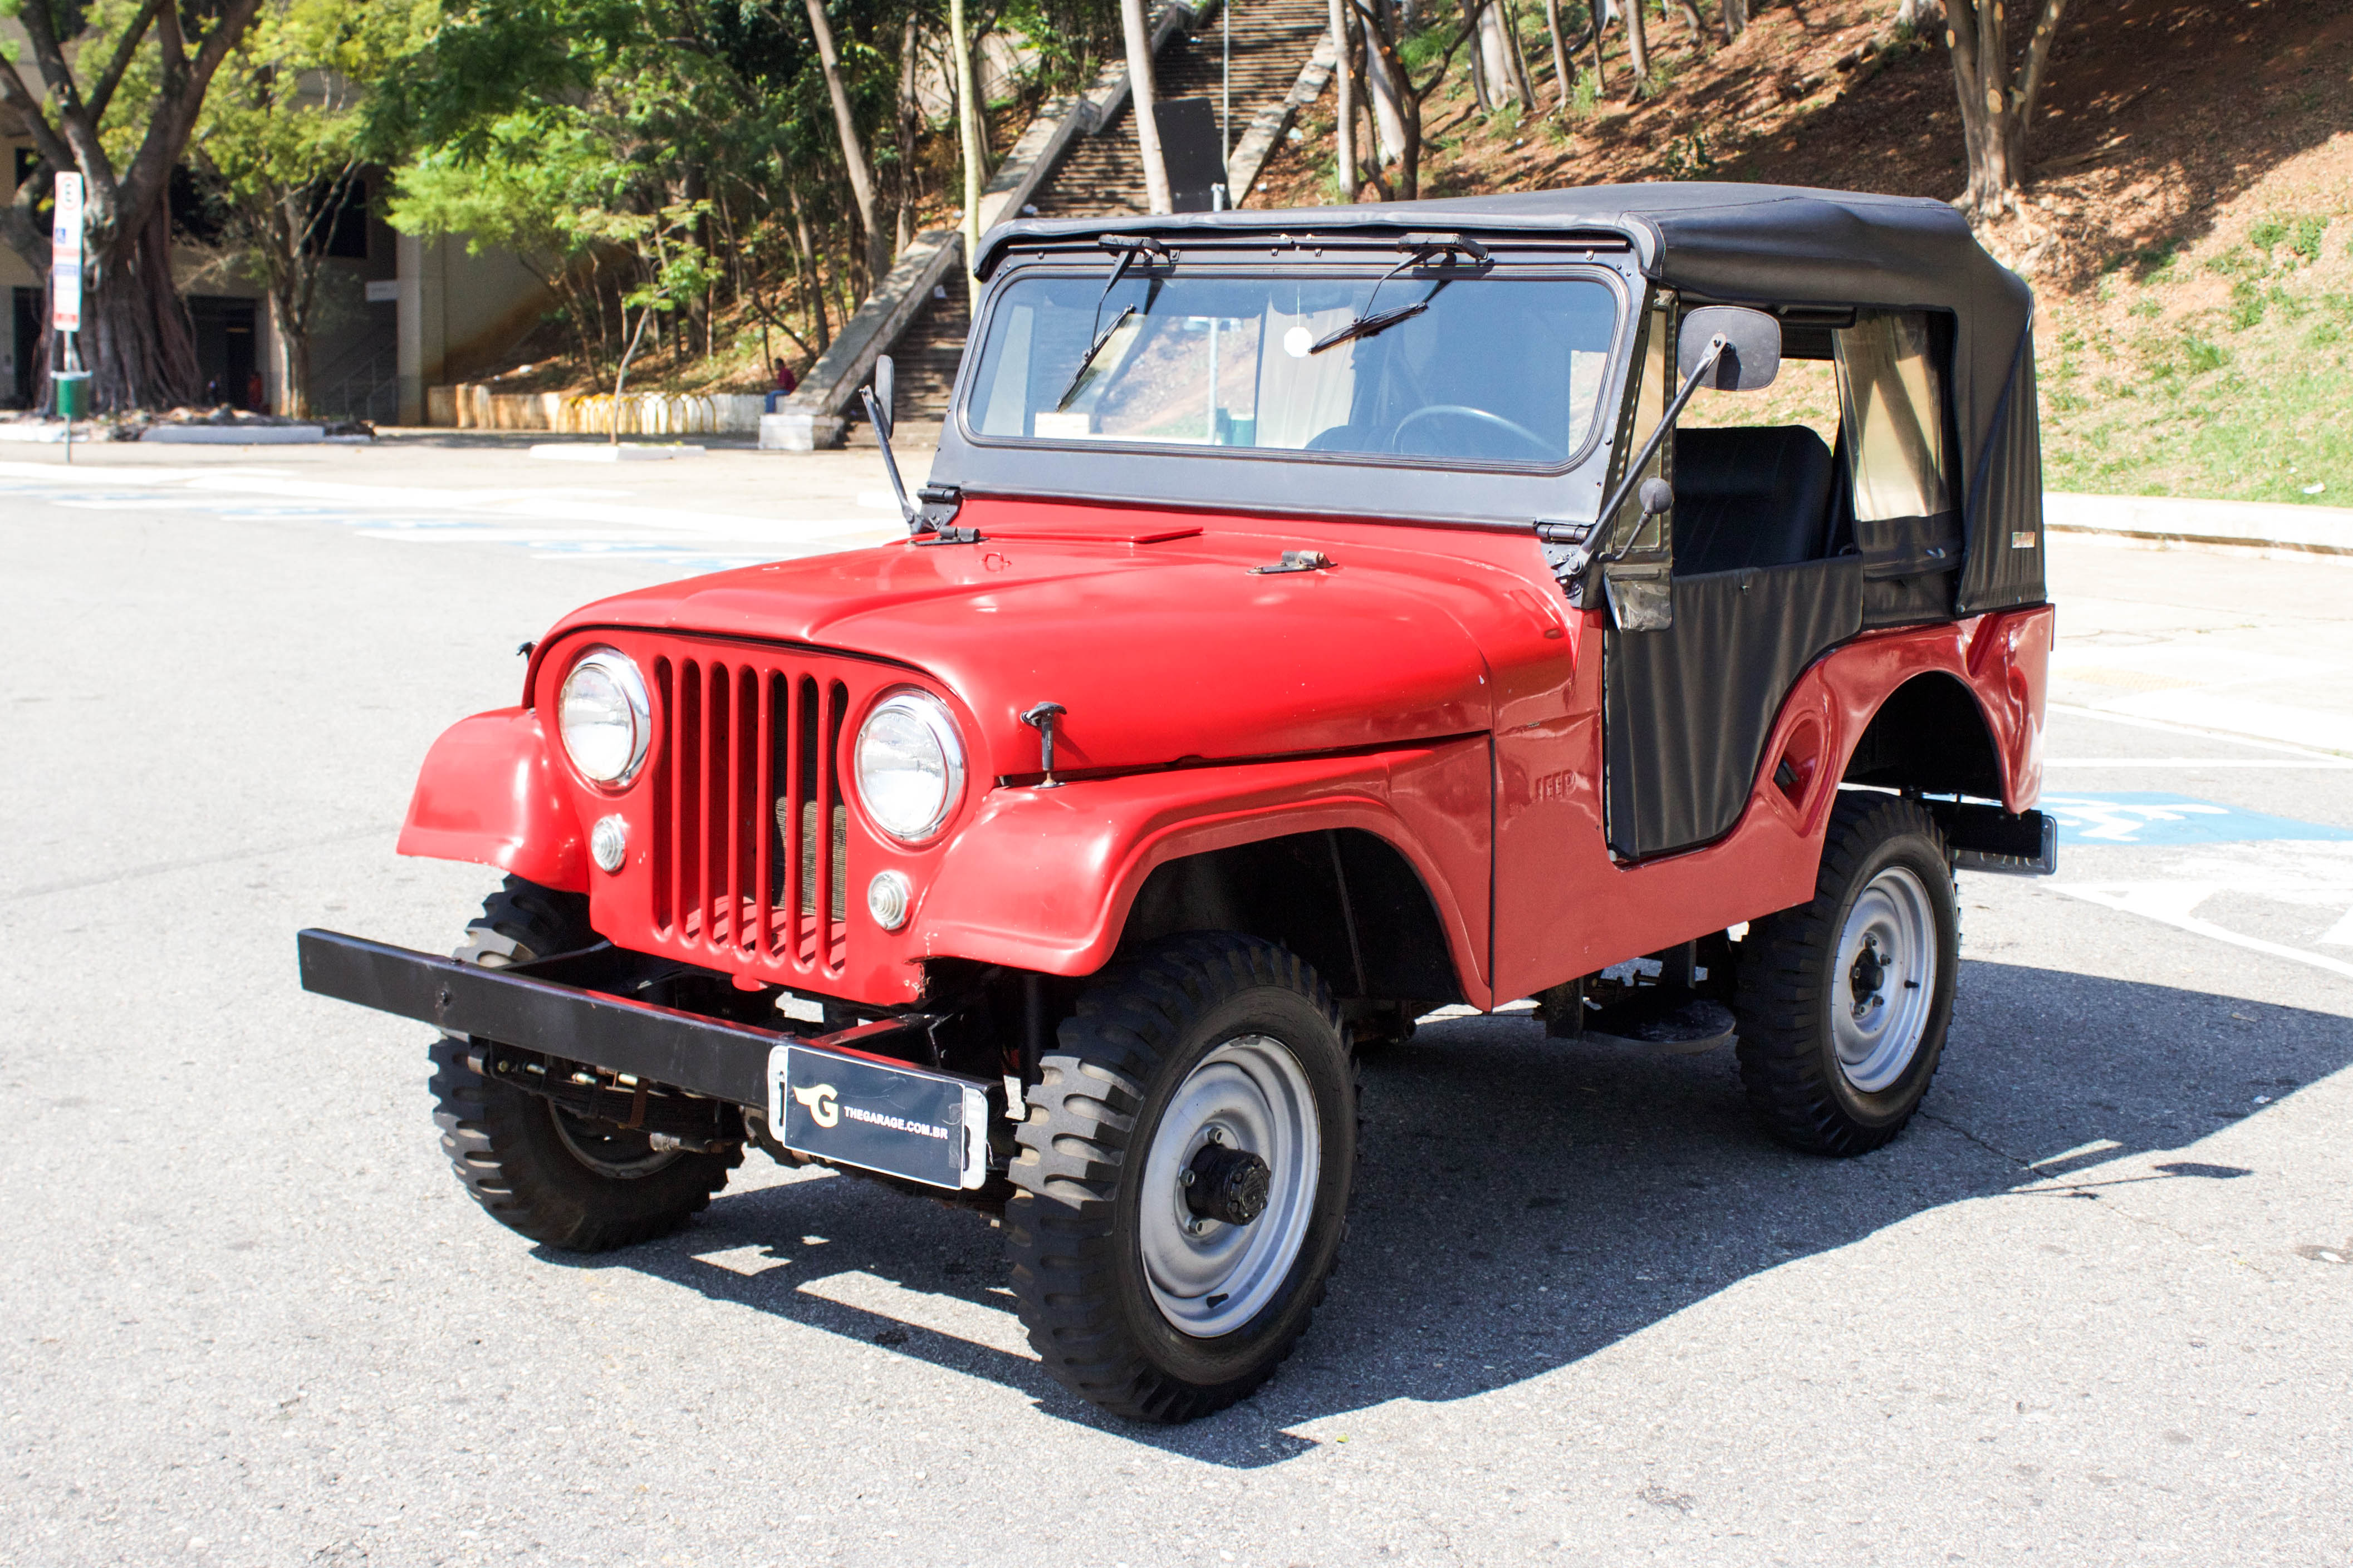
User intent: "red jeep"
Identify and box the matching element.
[301,184,2055,1423]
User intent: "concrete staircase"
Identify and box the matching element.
[1030,0,1332,222]
[770,0,1335,444]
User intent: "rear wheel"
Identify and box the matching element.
[1006,933,1357,1423]
[1734,794,1959,1156]
[428,876,739,1251]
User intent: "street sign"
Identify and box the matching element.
[51,173,83,332]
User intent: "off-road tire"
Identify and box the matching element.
[428,876,739,1251]
[1006,933,1357,1423]
[1734,793,1959,1156]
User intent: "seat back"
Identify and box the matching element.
[1672,425,1836,577]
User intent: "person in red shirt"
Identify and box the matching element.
[764,358,798,414]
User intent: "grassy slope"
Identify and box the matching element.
[1247,0,2353,506]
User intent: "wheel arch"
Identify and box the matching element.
[1119,828,1468,1008]
[1837,671,2007,801]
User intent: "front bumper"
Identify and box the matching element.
[295,929,996,1188]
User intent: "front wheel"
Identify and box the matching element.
[1006,934,1357,1423]
[1734,794,1959,1156]
[429,877,740,1251]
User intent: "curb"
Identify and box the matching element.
[2045,491,2353,557]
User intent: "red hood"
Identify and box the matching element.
[533,502,1572,780]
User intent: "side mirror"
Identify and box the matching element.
[1637,476,1674,517]
[1678,306,1781,392]
[871,355,896,440]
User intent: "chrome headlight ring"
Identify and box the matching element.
[854,689,966,843]
[556,646,653,789]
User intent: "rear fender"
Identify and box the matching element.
[395,707,589,892]
[916,741,1493,1007]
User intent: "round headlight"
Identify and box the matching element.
[557,647,651,787]
[855,690,965,842]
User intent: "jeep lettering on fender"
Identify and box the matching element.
[298,184,2054,1424]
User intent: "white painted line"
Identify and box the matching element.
[2049,702,2352,760]
[2043,757,2353,769]
[2050,882,2353,981]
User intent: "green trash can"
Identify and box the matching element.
[53,370,91,419]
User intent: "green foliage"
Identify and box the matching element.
[1570,72,1599,116]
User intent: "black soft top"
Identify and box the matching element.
[970,183,2044,616]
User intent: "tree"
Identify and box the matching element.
[1349,0,1476,199]
[0,0,266,410]
[1118,0,1172,214]
[1541,0,1573,110]
[1327,0,1357,200]
[949,0,987,289]
[194,0,432,417]
[1620,0,1650,99]
[1938,0,2070,218]
[800,0,889,281]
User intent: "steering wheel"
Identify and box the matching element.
[1388,404,1553,461]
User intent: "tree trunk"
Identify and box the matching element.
[1589,0,1610,91]
[1721,0,1747,42]
[787,181,831,352]
[81,200,199,410]
[1361,3,1410,164]
[801,0,890,281]
[1504,0,1540,107]
[1939,0,2069,217]
[1329,0,1358,199]
[267,287,311,419]
[950,0,987,289]
[1120,0,1173,214]
[1672,0,1707,47]
[1622,0,1651,97]
[1468,0,1494,107]
[1896,0,1937,32]
[896,13,921,255]
[1543,0,1573,108]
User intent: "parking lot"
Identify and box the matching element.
[2,439,2349,1566]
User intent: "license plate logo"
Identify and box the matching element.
[768,1045,989,1190]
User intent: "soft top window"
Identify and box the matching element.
[967,267,1620,466]
[1835,313,1953,522]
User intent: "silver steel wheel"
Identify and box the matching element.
[1832,866,1939,1093]
[1138,1034,1321,1339]
[549,1103,679,1179]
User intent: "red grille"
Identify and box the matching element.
[650,653,853,977]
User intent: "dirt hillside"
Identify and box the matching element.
[1247,0,2353,502]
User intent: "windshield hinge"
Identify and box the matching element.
[1535,520,1597,596]
[913,484,980,544]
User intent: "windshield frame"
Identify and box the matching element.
[954,251,1634,479]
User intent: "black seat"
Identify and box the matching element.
[1671,425,1836,577]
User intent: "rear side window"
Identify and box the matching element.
[1835,313,1952,521]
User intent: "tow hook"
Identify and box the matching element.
[1182,1128,1271,1227]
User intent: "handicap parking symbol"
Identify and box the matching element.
[2042,793,2353,847]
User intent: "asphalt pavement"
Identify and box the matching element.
[2,438,2348,1567]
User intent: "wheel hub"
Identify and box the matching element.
[1183,1132,1272,1226]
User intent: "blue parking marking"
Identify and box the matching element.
[2042,792,2353,847]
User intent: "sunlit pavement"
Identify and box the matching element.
[2,445,2348,1565]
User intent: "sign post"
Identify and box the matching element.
[49,173,90,461]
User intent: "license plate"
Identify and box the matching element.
[767,1044,990,1190]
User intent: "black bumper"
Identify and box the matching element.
[298,928,813,1108]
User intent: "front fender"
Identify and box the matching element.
[395,707,588,892]
[915,739,1493,1006]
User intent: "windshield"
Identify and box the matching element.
[965,267,1620,465]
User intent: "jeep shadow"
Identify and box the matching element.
[546,958,2350,1468]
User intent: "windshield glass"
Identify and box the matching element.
[965,268,1620,465]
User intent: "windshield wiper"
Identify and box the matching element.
[1309,299,1429,354]
[1057,235,1168,409]
[1310,232,1489,355]
[1057,304,1138,411]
